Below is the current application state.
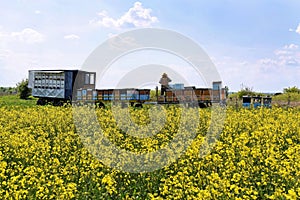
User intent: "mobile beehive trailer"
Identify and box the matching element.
[28,70,96,105]
[158,87,225,107]
[76,88,151,108]
[96,88,150,107]
[157,79,226,107]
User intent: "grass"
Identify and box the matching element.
[227,92,300,108]
[2,92,300,108]
[272,92,300,101]
[271,93,300,107]
[0,95,38,107]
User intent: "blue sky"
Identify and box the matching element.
[1,0,300,92]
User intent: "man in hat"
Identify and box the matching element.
[159,73,171,95]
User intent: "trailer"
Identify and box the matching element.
[28,70,226,108]
[157,87,226,107]
[76,88,151,108]
[28,70,96,105]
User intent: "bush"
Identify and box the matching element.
[229,86,262,100]
[16,79,31,99]
[283,86,300,93]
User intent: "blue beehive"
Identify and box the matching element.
[242,96,251,108]
[253,96,262,108]
[170,83,184,90]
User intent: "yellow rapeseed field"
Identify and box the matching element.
[0,105,299,199]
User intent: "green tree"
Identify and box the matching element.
[224,86,229,98]
[236,85,256,99]
[16,79,32,99]
[283,86,300,93]
[150,88,160,100]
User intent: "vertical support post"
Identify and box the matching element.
[155,86,158,102]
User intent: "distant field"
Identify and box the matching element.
[272,93,300,105]
[2,94,300,108]
[0,95,37,107]
[226,93,300,108]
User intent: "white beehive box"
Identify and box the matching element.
[28,70,65,99]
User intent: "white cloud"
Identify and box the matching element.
[274,44,298,57]
[34,10,41,14]
[0,49,13,60]
[284,43,298,50]
[261,44,300,67]
[289,28,294,32]
[0,31,9,41]
[213,43,300,92]
[285,57,299,66]
[90,2,158,29]
[296,23,300,35]
[108,33,118,38]
[274,50,291,56]
[64,34,80,40]
[258,58,279,66]
[0,32,4,39]
[11,28,45,44]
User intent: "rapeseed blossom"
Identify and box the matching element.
[0,105,299,199]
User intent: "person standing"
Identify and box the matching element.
[159,73,171,95]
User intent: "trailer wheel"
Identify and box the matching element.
[134,103,143,108]
[198,102,207,108]
[37,98,46,106]
[55,100,63,106]
[205,101,212,107]
[64,100,72,107]
[98,102,105,108]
